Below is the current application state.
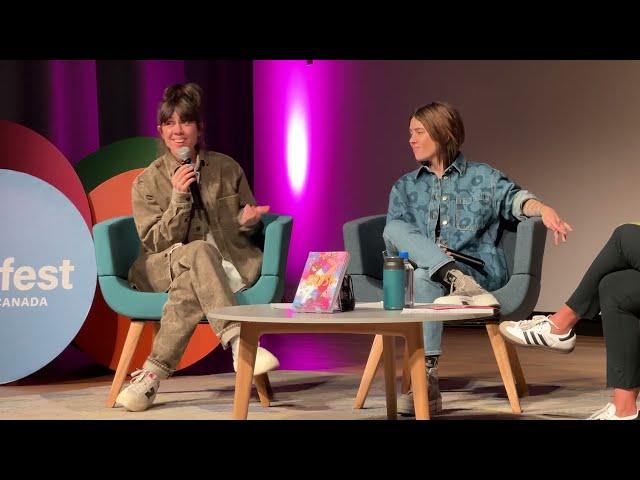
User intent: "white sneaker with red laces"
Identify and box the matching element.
[116,369,160,412]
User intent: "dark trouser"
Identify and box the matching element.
[566,224,640,389]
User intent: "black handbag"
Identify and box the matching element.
[336,274,355,312]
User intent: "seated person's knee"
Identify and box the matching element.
[187,240,219,260]
[383,219,404,244]
[598,272,626,306]
[614,223,637,238]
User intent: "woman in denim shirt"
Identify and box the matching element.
[386,101,572,416]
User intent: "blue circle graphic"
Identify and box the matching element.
[0,169,96,384]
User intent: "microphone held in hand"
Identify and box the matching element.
[177,146,203,210]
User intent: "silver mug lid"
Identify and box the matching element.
[383,256,404,269]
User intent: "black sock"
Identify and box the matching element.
[425,355,439,369]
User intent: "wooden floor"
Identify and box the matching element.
[0,327,611,420]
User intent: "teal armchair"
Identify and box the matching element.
[344,215,547,414]
[94,213,293,407]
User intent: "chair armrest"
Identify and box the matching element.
[260,214,293,277]
[492,273,540,321]
[512,217,547,277]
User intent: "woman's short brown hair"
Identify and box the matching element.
[157,82,204,127]
[411,101,465,167]
[157,82,205,153]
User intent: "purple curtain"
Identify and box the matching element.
[0,60,254,183]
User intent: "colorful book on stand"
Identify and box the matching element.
[292,252,350,313]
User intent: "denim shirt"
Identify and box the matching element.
[387,153,539,291]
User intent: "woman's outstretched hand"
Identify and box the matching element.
[541,206,573,245]
[239,204,270,227]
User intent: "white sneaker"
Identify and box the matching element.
[588,403,639,420]
[499,315,576,353]
[231,339,280,376]
[115,369,160,412]
[433,269,500,307]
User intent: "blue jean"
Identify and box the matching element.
[383,219,455,356]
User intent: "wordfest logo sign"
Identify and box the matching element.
[0,257,75,307]
[0,170,96,384]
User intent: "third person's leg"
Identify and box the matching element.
[590,269,640,419]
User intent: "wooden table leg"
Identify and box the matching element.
[232,325,260,420]
[405,324,429,420]
[382,335,397,420]
[354,334,383,409]
[401,341,411,394]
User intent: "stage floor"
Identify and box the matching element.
[0,328,610,420]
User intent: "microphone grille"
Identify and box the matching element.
[177,146,190,161]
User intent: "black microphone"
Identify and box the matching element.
[177,146,203,209]
[437,243,485,270]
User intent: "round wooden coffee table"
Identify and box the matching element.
[207,303,496,420]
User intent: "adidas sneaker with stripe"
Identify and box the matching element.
[499,315,576,353]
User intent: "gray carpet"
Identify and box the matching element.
[0,370,612,420]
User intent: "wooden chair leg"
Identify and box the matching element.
[401,341,411,394]
[106,321,146,408]
[254,373,273,407]
[505,340,529,397]
[405,325,429,420]
[382,336,397,420]
[485,323,523,414]
[151,322,160,343]
[354,334,384,409]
